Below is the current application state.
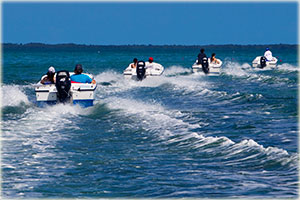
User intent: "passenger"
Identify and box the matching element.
[148,57,154,64]
[70,64,96,84]
[197,49,207,65]
[264,48,273,61]
[145,57,163,71]
[145,57,159,69]
[41,66,56,84]
[210,53,220,64]
[149,57,154,63]
[130,58,138,68]
[145,57,154,68]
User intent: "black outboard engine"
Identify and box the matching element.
[201,57,209,74]
[136,61,146,81]
[260,56,267,68]
[55,70,71,103]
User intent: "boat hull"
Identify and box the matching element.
[192,59,222,76]
[35,73,97,107]
[123,62,164,80]
[252,56,277,68]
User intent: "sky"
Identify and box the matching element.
[2,1,298,45]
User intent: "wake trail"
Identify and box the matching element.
[103,96,297,169]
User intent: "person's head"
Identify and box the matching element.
[46,66,55,82]
[200,49,205,53]
[211,53,216,58]
[47,66,55,76]
[47,66,55,74]
[266,48,270,51]
[149,57,154,63]
[133,58,138,64]
[74,64,83,74]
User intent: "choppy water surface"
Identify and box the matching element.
[1,46,298,198]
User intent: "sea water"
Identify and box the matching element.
[1,45,298,198]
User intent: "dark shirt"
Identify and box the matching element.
[197,53,207,64]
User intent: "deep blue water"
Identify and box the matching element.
[1,46,298,198]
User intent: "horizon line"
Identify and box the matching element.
[2,42,299,46]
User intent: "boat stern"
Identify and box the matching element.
[70,83,97,107]
[35,84,57,105]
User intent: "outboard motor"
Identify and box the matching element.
[136,61,146,81]
[260,56,267,68]
[55,70,71,103]
[201,57,209,74]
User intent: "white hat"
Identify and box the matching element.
[48,66,55,73]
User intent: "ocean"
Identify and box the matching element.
[1,44,298,198]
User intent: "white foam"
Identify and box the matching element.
[277,63,299,71]
[222,61,270,81]
[163,65,191,76]
[94,70,168,97]
[93,71,135,97]
[159,73,212,96]
[94,70,124,83]
[193,135,235,150]
[93,70,212,98]
[222,61,252,77]
[104,96,296,166]
[2,103,89,144]
[222,139,294,165]
[104,96,289,154]
[222,61,294,84]
[93,69,295,163]
[1,85,30,107]
[103,97,201,139]
[1,102,92,188]
[2,103,87,192]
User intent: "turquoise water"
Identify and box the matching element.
[1,45,298,198]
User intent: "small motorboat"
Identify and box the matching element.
[35,70,97,107]
[123,60,164,81]
[192,58,222,76]
[252,56,278,68]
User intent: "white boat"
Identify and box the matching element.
[35,71,97,107]
[192,58,222,76]
[252,56,278,68]
[123,61,164,80]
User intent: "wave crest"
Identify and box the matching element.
[1,85,30,108]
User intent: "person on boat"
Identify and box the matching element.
[145,57,155,68]
[145,57,163,69]
[70,64,96,84]
[146,57,154,65]
[41,66,56,84]
[210,53,220,64]
[264,48,273,61]
[130,58,138,68]
[145,57,164,72]
[197,49,207,65]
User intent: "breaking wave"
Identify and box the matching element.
[1,85,30,108]
[101,96,297,169]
